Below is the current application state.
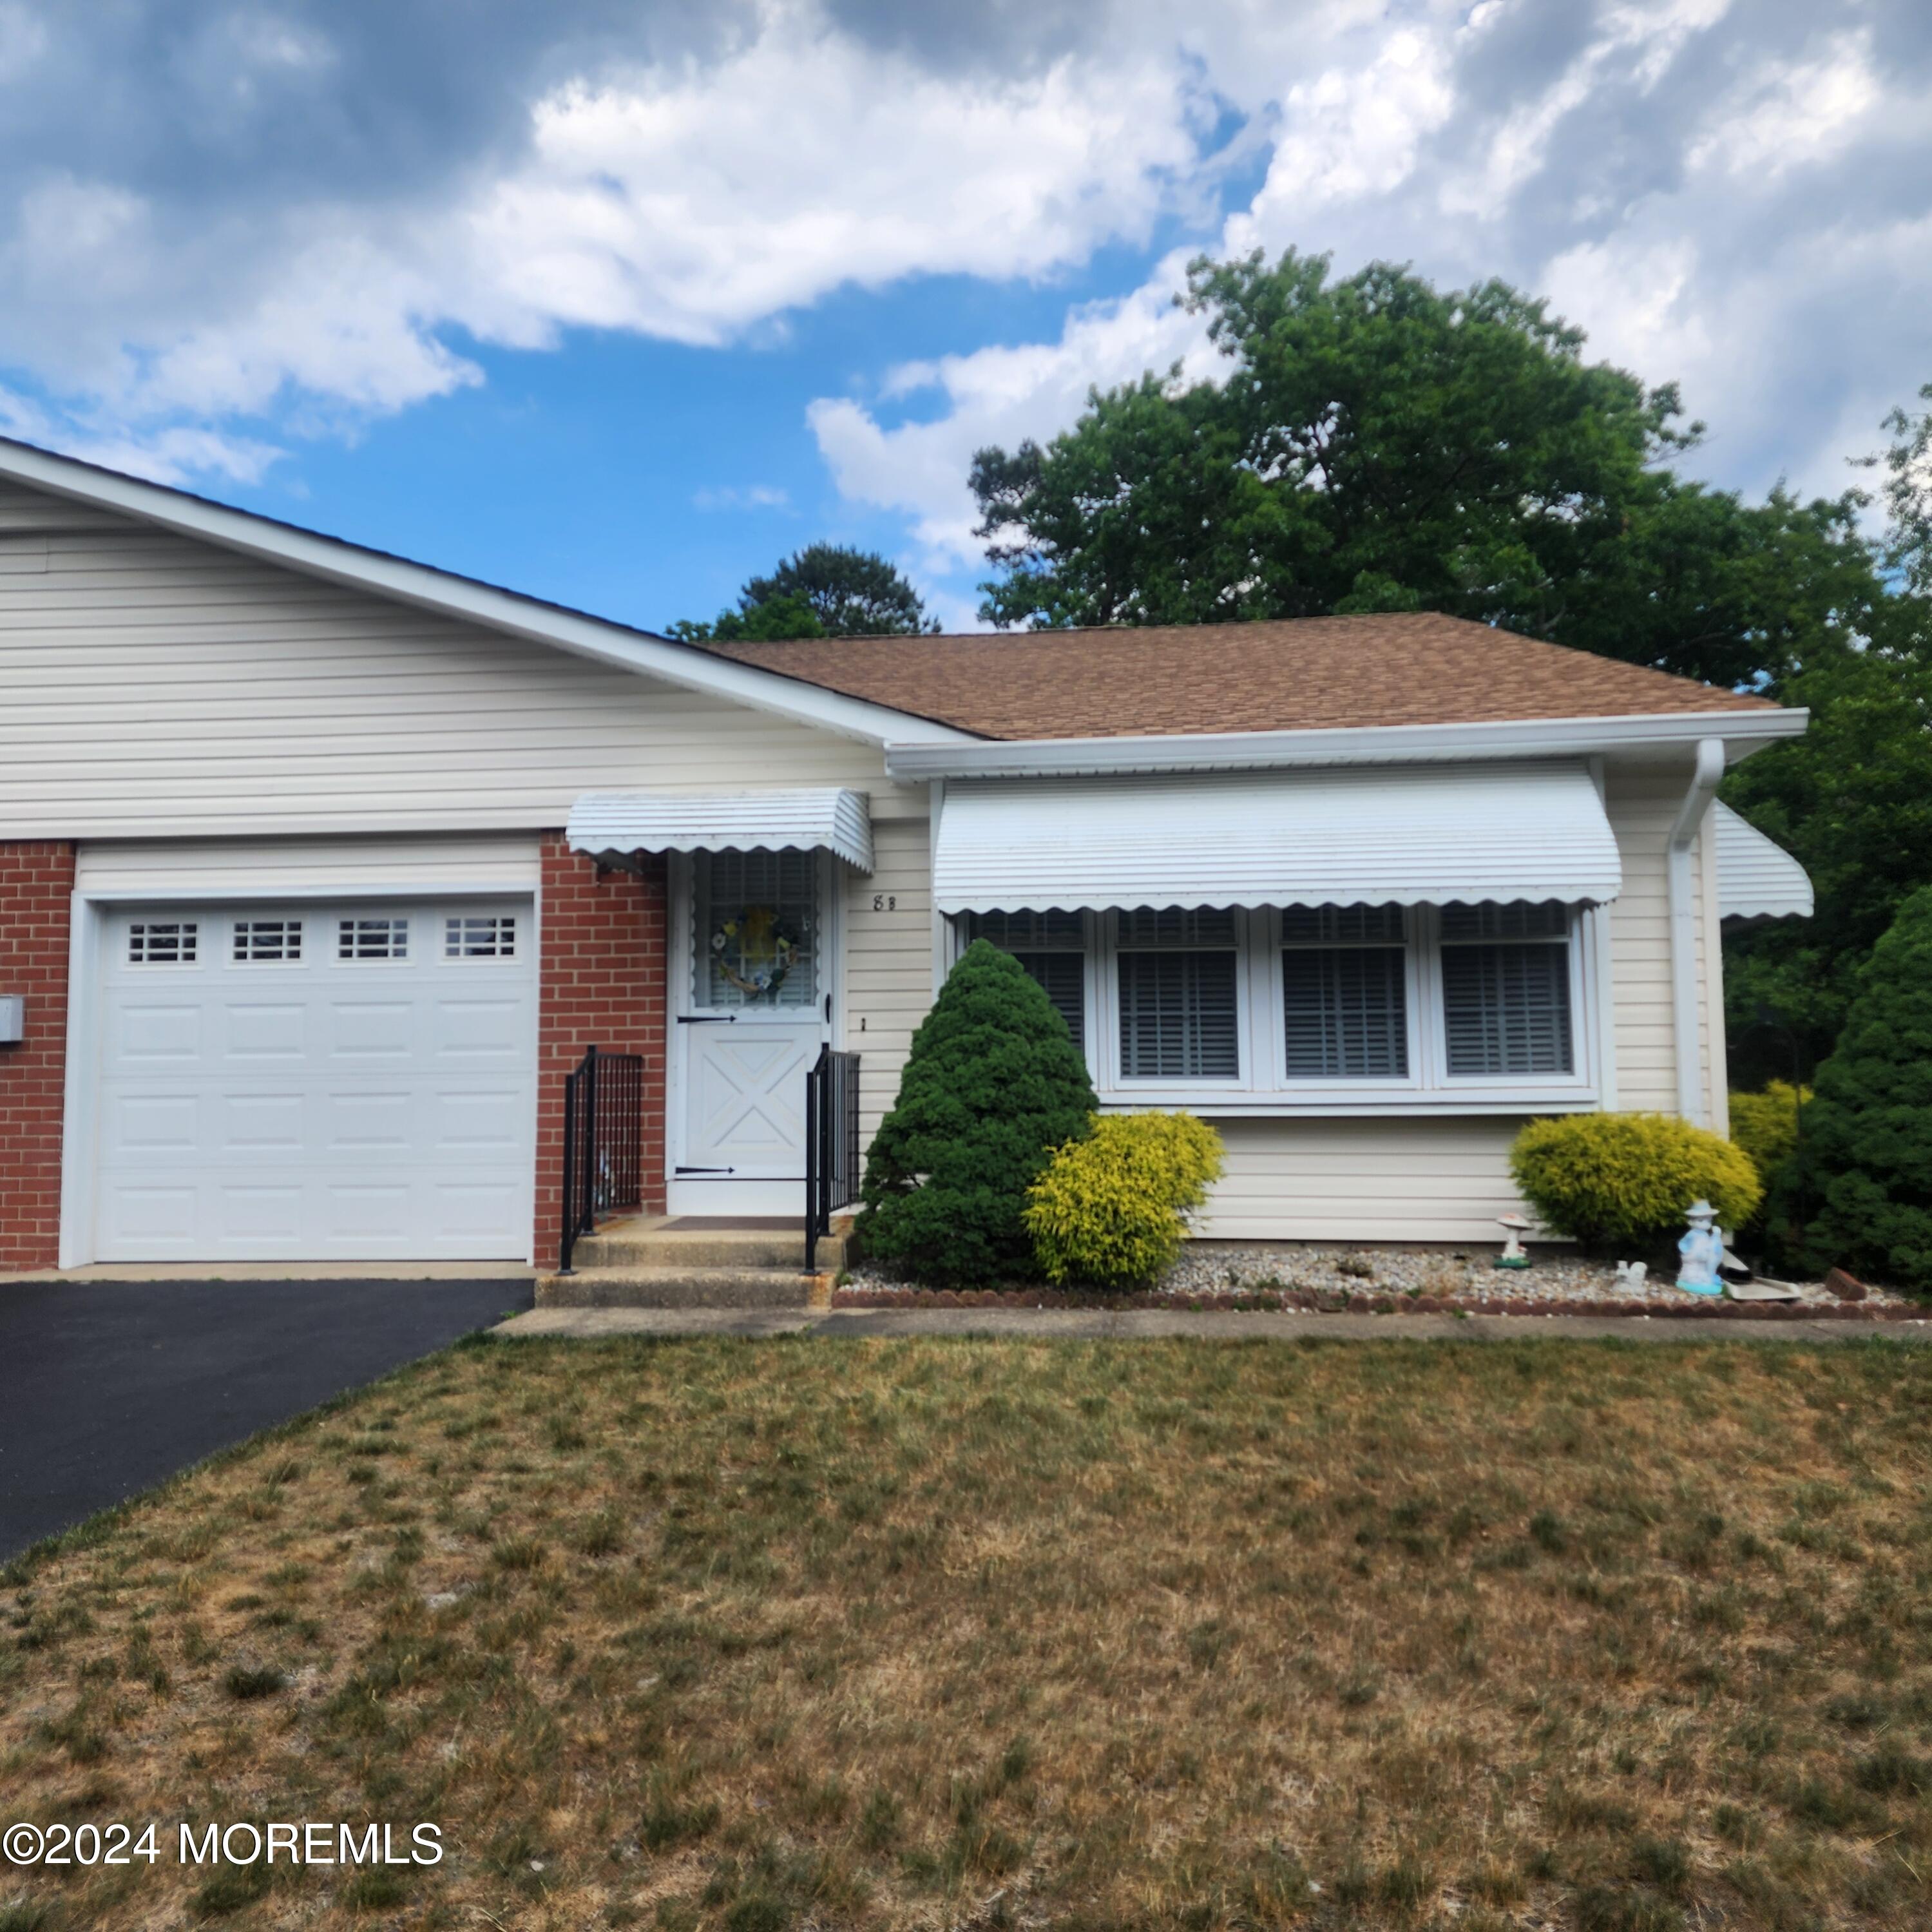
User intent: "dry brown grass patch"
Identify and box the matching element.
[1,1335,1931,1929]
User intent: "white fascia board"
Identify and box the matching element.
[0,437,975,751]
[885,707,1808,779]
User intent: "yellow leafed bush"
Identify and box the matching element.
[1509,1112,1762,1250]
[1024,1111,1226,1287]
[1728,1080,1810,1187]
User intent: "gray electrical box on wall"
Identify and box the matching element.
[0,995,23,1043]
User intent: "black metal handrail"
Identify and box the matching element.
[805,1046,861,1272]
[558,1044,645,1272]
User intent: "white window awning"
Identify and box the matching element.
[932,763,1621,913]
[567,788,874,874]
[1713,801,1812,923]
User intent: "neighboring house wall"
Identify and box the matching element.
[533,836,669,1267]
[0,481,915,839]
[0,841,73,1269]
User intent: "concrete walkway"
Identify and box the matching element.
[497,1305,1932,1344]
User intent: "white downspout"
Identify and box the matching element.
[1668,738,1726,1125]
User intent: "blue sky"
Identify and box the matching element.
[1,1,1927,634]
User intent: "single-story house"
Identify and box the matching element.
[0,438,1813,1272]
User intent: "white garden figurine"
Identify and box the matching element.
[1676,1200,1727,1296]
[1614,1260,1649,1289]
[1495,1213,1533,1270]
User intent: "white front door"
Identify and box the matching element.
[670,850,832,1216]
[91,898,537,1261]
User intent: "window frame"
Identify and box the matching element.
[953,901,1602,1114]
[1099,907,1250,1094]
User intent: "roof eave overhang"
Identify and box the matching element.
[885,707,1809,780]
[0,437,977,752]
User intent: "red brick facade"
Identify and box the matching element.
[0,842,75,1270]
[533,833,668,1266]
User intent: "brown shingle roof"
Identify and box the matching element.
[702,614,1774,740]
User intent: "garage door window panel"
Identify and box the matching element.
[339,917,408,962]
[233,919,302,964]
[128,922,198,966]
[446,914,517,959]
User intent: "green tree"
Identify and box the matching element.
[745,543,936,635]
[1722,629,1932,1069]
[1781,886,1932,1292]
[970,250,1877,686]
[665,590,827,645]
[669,544,933,643]
[1721,388,1932,1075]
[858,941,1095,1285]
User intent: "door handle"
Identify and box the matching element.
[676,1014,738,1024]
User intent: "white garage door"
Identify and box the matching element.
[93,899,537,1261]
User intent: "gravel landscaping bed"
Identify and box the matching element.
[839,1245,1920,1321]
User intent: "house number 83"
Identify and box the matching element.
[871,894,897,911]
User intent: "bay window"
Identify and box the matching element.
[964,898,1594,1109]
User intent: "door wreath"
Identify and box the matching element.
[709,904,802,1000]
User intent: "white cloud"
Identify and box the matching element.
[1686,31,1879,182]
[0,0,1926,616]
[693,484,792,512]
[803,0,1932,617]
[0,1,1218,469]
[809,260,1221,566]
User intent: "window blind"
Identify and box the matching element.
[1116,917,1239,1080]
[1441,942,1573,1075]
[1283,947,1408,1078]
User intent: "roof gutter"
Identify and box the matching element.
[883,707,1807,779]
[1669,737,1728,1127]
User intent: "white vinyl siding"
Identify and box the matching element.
[0,481,913,837]
[841,814,933,1162]
[74,833,544,895]
[1197,1116,1528,1243]
[1602,765,1721,1121]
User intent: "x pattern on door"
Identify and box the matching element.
[684,1027,815,1174]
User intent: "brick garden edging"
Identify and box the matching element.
[830,1287,1927,1323]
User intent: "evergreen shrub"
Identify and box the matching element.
[857,940,1096,1285]
[1728,1080,1810,1189]
[1509,1113,1761,1251]
[1786,886,1932,1292]
[1024,1111,1226,1287]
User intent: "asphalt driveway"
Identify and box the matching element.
[0,1278,531,1558]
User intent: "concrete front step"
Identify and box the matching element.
[535,1265,825,1310]
[571,1222,847,1272]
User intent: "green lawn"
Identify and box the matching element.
[5,1334,1932,1929]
